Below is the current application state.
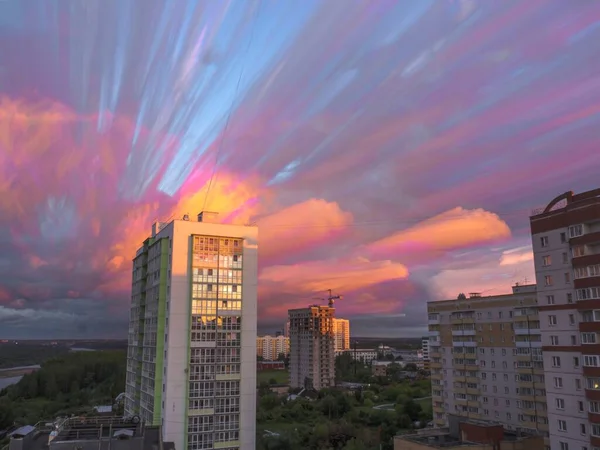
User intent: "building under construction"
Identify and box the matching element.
[4,416,174,450]
[288,291,341,390]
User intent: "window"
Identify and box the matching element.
[502,349,506,356]
[554,377,563,388]
[590,401,600,414]
[506,413,511,420]
[567,293,573,303]
[505,387,509,395]
[573,245,585,257]
[556,398,565,409]
[552,356,561,367]
[560,443,569,450]
[545,275,553,286]
[551,335,559,345]
[587,378,600,390]
[584,355,600,367]
[558,420,567,431]
[571,335,577,345]
[577,287,600,300]
[498,311,503,318]
[574,357,580,367]
[541,236,549,247]
[562,252,568,263]
[560,232,566,243]
[581,424,587,435]
[582,332,597,344]
[543,255,552,266]
[547,295,555,305]
[592,424,600,437]
[565,272,571,283]
[578,401,584,412]
[570,224,584,238]
[576,378,582,390]
[569,314,575,325]
[549,315,558,326]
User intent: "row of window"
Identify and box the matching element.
[539,225,584,249]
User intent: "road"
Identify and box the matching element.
[372,396,432,411]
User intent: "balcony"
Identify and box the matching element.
[514,327,540,335]
[452,341,477,347]
[466,387,480,395]
[516,340,542,348]
[465,364,479,372]
[451,316,475,325]
[452,329,476,336]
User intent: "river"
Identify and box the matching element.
[0,364,41,390]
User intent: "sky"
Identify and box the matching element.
[1,0,600,339]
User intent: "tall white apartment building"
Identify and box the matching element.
[333,318,350,351]
[530,189,600,450]
[256,335,290,361]
[288,305,336,390]
[427,284,548,442]
[124,211,258,450]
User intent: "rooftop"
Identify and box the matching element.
[7,416,174,450]
[396,416,541,449]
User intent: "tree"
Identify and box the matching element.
[404,363,418,372]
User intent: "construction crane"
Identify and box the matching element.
[313,289,343,307]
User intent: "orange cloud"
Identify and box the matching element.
[257,199,353,259]
[367,207,511,258]
[259,257,408,294]
[499,246,533,266]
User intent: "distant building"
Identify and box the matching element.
[394,415,544,450]
[124,212,258,450]
[257,361,285,371]
[421,336,430,370]
[372,360,392,377]
[335,348,377,363]
[288,305,335,390]
[332,318,350,351]
[256,335,290,361]
[7,416,174,450]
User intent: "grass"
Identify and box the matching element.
[257,369,289,386]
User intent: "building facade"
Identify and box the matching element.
[530,189,600,450]
[256,335,290,361]
[333,318,351,351]
[288,305,336,390]
[427,285,549,446]
[124,212,258,450]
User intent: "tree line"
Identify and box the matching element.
[0,350,126,429]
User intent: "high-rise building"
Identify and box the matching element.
[288,305,336,390]
[530,189,600,450]
[421,336,430,371]
[256,335,290,361]
[124,212,258,450]
[427,284,548,443]
[333,318,350,351]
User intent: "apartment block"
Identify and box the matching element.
[256,335,290,361]
[530,189,600,450]
[427,285,548,444]
[124,212,258,450]
[333,318,351,351]
[288,305,336,390]
[422,336,430,371]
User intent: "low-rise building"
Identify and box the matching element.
[394,415,544,450]
[7,416,174,450]
[335,348,378,363]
